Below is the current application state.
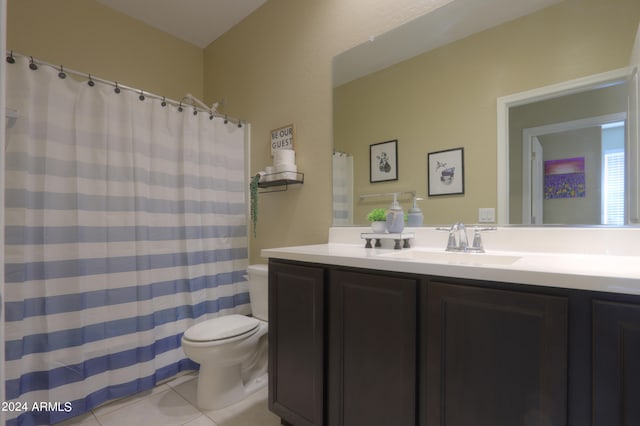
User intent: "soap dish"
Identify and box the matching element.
[360,232,415,250]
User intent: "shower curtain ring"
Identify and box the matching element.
[114,82,121,94]
[224,114,228,124]
[87,74,95,87]
[58,65,67,79]
[209,112,214,120]
[193,108,198,116]
[139,90,145,101]
[178,102,183,112]
[29,57,38,70]
[161,96,167,107]
[6,50,15,64]
[237,120,243,128]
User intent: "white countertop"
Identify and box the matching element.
[261,227,640,296]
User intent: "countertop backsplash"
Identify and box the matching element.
[328,226,640,256]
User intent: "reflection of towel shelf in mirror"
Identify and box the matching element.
[258,171,304,193]
[359,191,415,200]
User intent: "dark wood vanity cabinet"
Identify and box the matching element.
[328,269,417,426]
[268,261,325,426]
[593,300,640,425]
[268,258,640,426]
[422,281,569,426]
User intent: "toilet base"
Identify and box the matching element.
[243,372,268,400]
[196,363,268,410]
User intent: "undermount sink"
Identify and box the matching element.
[379,249,521,266]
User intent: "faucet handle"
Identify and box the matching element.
[469,226,496,253]
[446,231,458,251]
[471,228,484,252]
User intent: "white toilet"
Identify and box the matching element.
[181,264,269,410]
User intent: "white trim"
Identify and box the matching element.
[521,113,627,224]
[628,24,640,223]
[521,136,544,224]
[496,67,630,224]
[523,113,627,137]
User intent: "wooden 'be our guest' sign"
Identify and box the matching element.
[271,124,295,155]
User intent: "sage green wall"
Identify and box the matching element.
[334,0,640,225]
[203,0,453,262]
[7,0,203,102]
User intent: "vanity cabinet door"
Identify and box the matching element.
[268,260,325,426]
[593,300,640,426]
[328,269,417,426]
[422,281,568,426]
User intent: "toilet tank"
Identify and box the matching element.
[247,264,269,321]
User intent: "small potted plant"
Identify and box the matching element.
[366,208,387,233]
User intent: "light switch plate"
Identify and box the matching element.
[478,208,495,223]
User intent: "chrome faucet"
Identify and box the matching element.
[446,222,469,252]
[445,222,495,253]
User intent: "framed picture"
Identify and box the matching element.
[428,147,464,196]
[544,157,586,199]
[370,139,398,183]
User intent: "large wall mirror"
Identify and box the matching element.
[332,0,640,227]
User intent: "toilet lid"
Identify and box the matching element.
[184,314,260,342]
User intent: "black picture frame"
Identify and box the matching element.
[370,139,398,183]
[427,147,464,196]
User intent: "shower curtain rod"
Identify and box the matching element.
[182,93,224,113]
[4,50,244,126]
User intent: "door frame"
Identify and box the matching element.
[521,113,627,224]
[523,136,544,224]
[497,67,630,224]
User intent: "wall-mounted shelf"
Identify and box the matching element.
[257,171,304,193]
[359,190,415,201]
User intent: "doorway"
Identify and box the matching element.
[521,113,627,224]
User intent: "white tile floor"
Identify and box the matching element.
[57,373,282,426]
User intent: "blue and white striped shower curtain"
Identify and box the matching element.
[4,56,250,425]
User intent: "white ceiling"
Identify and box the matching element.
[96,0,267,48]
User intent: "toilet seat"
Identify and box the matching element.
[183,314,260,342]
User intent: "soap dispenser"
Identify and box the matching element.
[386,193,405,233]
[407,196,424,227]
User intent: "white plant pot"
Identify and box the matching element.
[370,221,387,233]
